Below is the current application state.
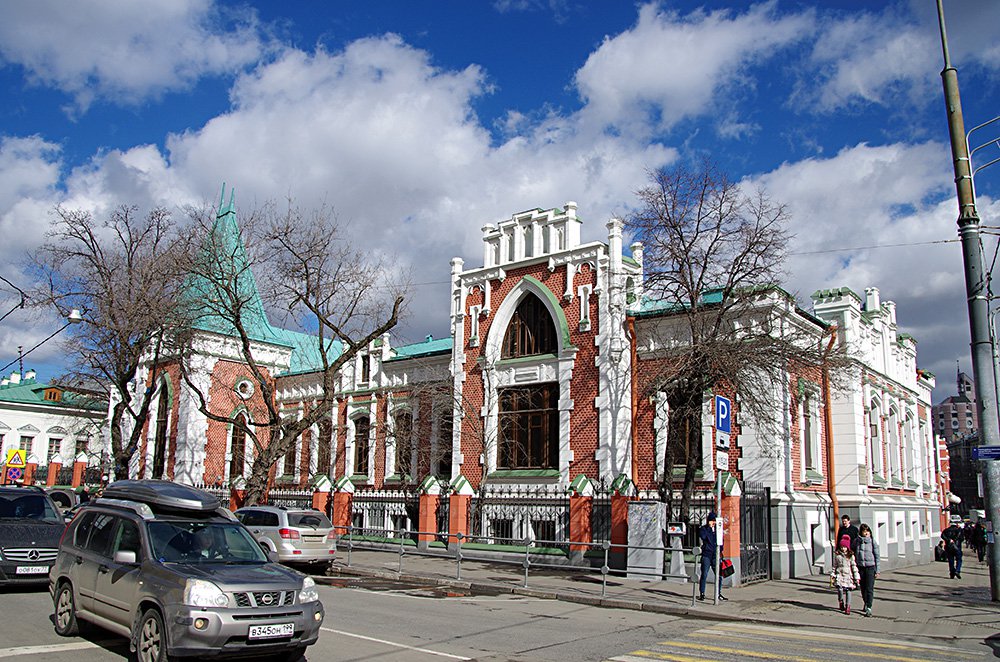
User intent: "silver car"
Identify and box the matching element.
[50,480,324,662]
[235,506,336,566]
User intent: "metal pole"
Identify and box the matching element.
[937,0,1000,601]
[714,471,722,605]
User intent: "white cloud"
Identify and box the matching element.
[801,1,1000,113]
[573,2,812,135]
[753,140,982,391]
[0,0,266,111]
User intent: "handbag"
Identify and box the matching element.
[719,558,735,578]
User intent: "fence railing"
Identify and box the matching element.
[266,486,314,509]
[337,524,705,605]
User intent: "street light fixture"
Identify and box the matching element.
[0,309,83,374]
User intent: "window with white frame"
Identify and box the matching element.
[801,390,820,473]
[868,401,883,477]
[393,409,413,477]
[353,415,371,476]
[888,408,900,480]
[229,412,248,481]
[46,438,61,465]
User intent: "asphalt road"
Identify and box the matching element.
[1,577,994,661]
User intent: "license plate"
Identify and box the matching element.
[15,565,48,575]
[248,623,294,640]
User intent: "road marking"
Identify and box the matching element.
[657,640,820,662]
[0,642,103,658]
[698,623,981,655]
[339,586,545,603]
[609,652,716,662]
[807,645,939,662]
[321,627,472,660]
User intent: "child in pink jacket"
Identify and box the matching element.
[831,534,861,614]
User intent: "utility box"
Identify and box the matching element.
[627,500,666,581]
[666,522,688,582]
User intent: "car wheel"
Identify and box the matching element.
[53,583,79,636]
[136,608,171,662]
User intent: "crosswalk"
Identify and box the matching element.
[608,622,983,662]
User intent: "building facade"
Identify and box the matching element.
[130,198,943,579]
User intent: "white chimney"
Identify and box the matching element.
[24,369,36,381]
[9,371,20,385]
[864,287,880,312]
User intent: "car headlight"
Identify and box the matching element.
[184,579,229,607]
[298,576,319,604]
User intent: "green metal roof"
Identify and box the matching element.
[185,186,343,375]
[0,376,105,412]
[388,335,453,361]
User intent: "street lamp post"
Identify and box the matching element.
[936,0,1000,601]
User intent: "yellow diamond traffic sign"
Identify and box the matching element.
[5,448,26,468]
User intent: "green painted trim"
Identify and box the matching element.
[906,480,920,489]
[460,542,567,556]
[805,469,825,481]
[671,468,706,479]
[349,474,370,484]
[497,353,558,366]
[384,474,413,483]
[488,469,560,478]
[890,478,904,487]
[520,275,574,349]
[871,475,888,486]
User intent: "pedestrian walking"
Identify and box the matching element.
[852,523,879,617]
[941,521,964,579]
[831,535,860,615]
[973,521,987,563]
[697,512,726,602]
[836,514,860,549]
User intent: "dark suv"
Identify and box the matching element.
[50,480,324,661]
[0,484,64,586]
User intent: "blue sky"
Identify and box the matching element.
[1,0,999,401]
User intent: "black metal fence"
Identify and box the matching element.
[740,480,772,584]
[467,484,570,549]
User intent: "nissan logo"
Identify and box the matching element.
[27,549,40,561]
[261,593,274,606]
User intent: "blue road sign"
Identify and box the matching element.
[972,446,1000,461]
[715,395,731,434]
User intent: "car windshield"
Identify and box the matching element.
[148,520,268,564]
[288,512,333,528]
[0,492,62,523]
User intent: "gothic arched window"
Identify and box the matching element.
[353,416,370,476]
[230,413,247,480]
[502,294,556,358]
[152,385,169,478]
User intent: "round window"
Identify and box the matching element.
[234,379,254,399]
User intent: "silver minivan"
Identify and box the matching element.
[50,480,324,662]
[235,506,336,566]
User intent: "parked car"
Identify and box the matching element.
[0,484,64,586]
[50,479,324,662]
[234,506,336,566]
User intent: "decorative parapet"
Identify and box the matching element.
[311,474,332,492]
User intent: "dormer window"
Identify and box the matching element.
[43,388,62,402]
[502,295,556,358]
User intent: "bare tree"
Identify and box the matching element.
[31,205,190,480]
[178,201,405,505]
[626,160,848,515]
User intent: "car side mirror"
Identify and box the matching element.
[114,550,138,565]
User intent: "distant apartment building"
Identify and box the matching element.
[932,371,982,513]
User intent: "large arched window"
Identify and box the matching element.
[229,413,247,480]
[152,384,169,478]
[868,401,882,476]
[436,408,453,478]
[353,416,370,476]
[393,410,413,477]
[498,383,558,469]
[502,294,556,358]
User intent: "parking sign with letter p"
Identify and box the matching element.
[715,395,731,434]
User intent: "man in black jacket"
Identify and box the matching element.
[941,521,964,579]
[836,514,860,549]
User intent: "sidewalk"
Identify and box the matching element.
[324,545,998,642]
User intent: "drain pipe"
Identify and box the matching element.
[822,325,839,535]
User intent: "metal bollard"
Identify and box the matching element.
[691,545,701,607]
[346,527,354,568]
[456,532,464,580]
[523,543,530,588]
[601,540,611,598]
[398,529,405,574]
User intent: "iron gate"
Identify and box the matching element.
[739,480,771,584]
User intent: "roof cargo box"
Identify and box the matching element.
[101,480,221,513]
